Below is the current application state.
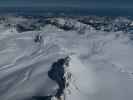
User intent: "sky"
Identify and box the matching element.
[0,0,133,8]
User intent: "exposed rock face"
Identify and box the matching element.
[48,57,70,99]
[34,34,43,43]
[78,16,133,32]
[16,24,38,33]
[31,57,71,100]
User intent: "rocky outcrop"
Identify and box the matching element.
[16,24,38,33]
[78,16,133,32]
[31,57,71,100]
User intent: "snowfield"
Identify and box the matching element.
[0,16,133,100]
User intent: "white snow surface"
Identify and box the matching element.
[0,17,133,100]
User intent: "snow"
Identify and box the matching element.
[0,16,133,100]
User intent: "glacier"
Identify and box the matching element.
[0,16,133,100]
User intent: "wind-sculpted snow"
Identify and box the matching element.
[0,16,133,100]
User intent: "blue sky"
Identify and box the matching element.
[0,0,133,8]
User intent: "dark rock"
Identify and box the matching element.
[16,24,38,33]
[48,57,70,98]
[34,34,43,43]
[31,96,52,100]
[28,57,70,100]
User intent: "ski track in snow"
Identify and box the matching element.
[0,16,133,100]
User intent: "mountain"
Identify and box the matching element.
[0,15,133,100]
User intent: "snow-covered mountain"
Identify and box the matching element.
[0,15,133,100]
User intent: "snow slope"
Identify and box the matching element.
[0,16,133,100]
